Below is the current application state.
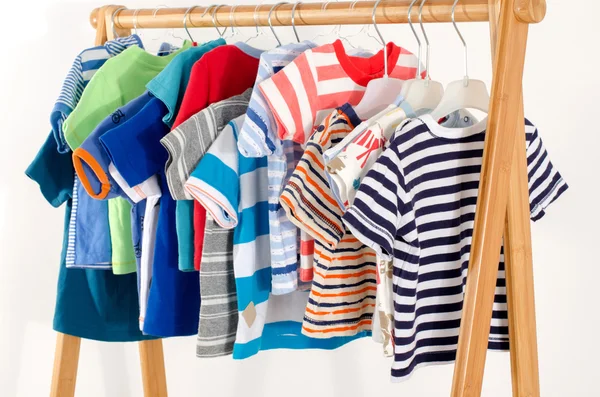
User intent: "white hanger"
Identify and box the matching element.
[400,0,444,111]
[430,0,490,120]
[353,0,405,121]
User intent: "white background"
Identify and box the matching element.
[0,0,598,396]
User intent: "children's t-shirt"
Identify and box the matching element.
[73,92,152,200]
[146,39,226,272]
[170,43,262,271]
[236,41,318,295]
[26,131,155,342]
[322,106,476,355]
[64,42,191,274]
[343,115,568,381]
[186,115,368,358]
[72,92,153,275]
[147,38,226,127]
[257,40,421,291]
[101,97,200,337]
[51,34,143,154]
[280,105,376,338]
[258,39,421,145]
[52,36,142,270]
[161,89,251,274]
[63,42,191,150]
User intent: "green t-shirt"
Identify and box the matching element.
[63,42,192,274]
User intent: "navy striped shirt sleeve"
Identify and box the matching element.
[526,127,568,221]
[342,146,407,261]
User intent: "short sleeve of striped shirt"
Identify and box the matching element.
[238,42,317,158]
[526,123,568,221]
[185,122,240,229]
[280,106,361,248]
[341,139,413,262]
[258,51,316,144]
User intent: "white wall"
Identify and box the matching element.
[1,1,597,396]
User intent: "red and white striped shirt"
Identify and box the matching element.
[259,39,422,145]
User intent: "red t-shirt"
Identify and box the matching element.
[172,44,261,270]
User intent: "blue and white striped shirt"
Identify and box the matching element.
[343,115,568,381]
[237,41,318,295]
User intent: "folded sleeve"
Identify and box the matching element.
[342,148,410,262]
[185,123,239,229]
[279,135,346,250]
[526,125,569,221]
[100,98,169,187]
[26,132,74,208]
[258,52,316,144]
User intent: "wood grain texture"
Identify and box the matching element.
[92,1,491,30]
[139,340,168,397]
[489,3,541,395]
[50,333,81,397]
[504,101,541,397]
[514,0,546,24]
[451,0,531,395]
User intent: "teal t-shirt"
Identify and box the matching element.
[147,39,226,272]
[26,132,155,342]
[147,38,226,128]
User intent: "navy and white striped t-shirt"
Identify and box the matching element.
[343,114,567,381]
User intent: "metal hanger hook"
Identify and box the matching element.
[111,6,127,39]
[229,5,237,32]
[183,6,200,42]
[418,0,431,82]
[253,3,262,36]
[452,0,469,85]
[132,8,142,36]
[372,0,388,77]
[291,1,302,43]
[212,5,228,37]
[201,5,227,37]
[152,5,168,18]
[408,0,422,78]
[268,2,288,47]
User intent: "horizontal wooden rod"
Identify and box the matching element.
[91,1,494,30]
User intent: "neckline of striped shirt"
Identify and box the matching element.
[257,40,422,145]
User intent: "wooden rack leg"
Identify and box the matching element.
[504,100,541,396]
[450,0,531,395]
[139,339,168,397]
[488,2,541,395]
[50,333,81,397]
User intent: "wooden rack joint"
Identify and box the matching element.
[53,1,546,396]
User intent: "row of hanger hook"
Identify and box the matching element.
[110,0,469,80]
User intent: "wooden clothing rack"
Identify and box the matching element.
[50,1,547,396]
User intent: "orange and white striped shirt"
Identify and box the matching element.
[280,105,377,338]
[258,39,421,145]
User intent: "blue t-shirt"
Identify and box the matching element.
[146,39,226,273]
[26,131,154,342]
[74,91,153,200]
[101,98,200,337]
